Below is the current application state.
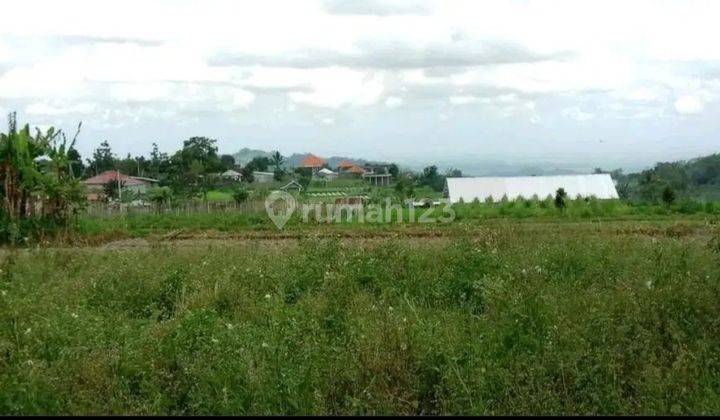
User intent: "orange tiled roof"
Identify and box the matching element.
[337,159,354,169]
[345,165,366,175]
[299,154,326,168]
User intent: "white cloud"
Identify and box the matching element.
[674,95,704,114]
[385,96,404,108]
[26,101,98,116]
[288,69,384,108]
[562,106,595,121]
[0,0,719,163]
[449,96,483,106]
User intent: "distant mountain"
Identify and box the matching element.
[231,148,596,176]
[403,159,588,177]
[231,148,272,166]
[284,153,374,168]
[231,149,377,169]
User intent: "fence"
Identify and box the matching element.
[84,200,268,218]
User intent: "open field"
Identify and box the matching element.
[67,198,720,245]
[1,218,719,415]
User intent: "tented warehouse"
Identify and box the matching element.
[444,174,619,203]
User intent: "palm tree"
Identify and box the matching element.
[271,151,284,171]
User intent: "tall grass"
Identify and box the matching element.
[1,222,719,414]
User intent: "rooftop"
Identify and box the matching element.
[81,170,147,186]
[299,154,326,168]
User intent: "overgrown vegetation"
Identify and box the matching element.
[608,154,720,202]
[0,113,85,243]
[1,221,718,415]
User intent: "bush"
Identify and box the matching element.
[554,188,567,209]
[232,187,249,204]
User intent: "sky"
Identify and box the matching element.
[1,0,719,173]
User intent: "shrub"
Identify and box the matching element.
[232,187,249,204]
[554,188,567,209]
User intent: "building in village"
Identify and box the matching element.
[221,169,243,181]
[252,171,275,183]
[81,170,159,201]
[298,154,326,174]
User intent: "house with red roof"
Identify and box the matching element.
[81,170,159,200]
[298,154,326,170]
[336,159,355,170]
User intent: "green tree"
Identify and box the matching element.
[146,186,173,213]
[87,141,115,175]
[297,170,312,191]
[394,174,415,199]
[245,156,271,173]
[554,188,568,209]
[419,165,446,192]
[240,166,255,183]
[388,163,399,179]
[220,154,236,171]
[662,185,676,205]
[270,151,284,171]
[445,167,463,178]
[232,187,249,204]
[67,146,84,178]
[273,169,285,181]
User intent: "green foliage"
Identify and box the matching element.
[86,140,115,176]
[147,186,173,212]
[394,174,415,199]
[297,175,312,191]
[419,165,446,192]
[554,188,567,209]
[273,169,285,182]
[387,163,399,179]
[270,151,284,171]
[245,156,271,173]
[0,113,85,242]
[220,154,236,171]
[102,179,125,200]
[2,223,720,414]
[615,153,720,202]
[232,187,249,204]
[662,185,676,205]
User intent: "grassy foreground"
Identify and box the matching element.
[1,221,720,415]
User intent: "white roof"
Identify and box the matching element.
[222,170,242,177]
[445,174,619,203]
[318,168,336,175]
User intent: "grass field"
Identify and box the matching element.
[70,198,720,244]
[1,218,719,415]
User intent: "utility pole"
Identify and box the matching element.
[117,169,122,201]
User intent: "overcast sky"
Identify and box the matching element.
[1,0,719,172]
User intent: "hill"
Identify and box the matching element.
[613,153,720,202]
[231,148,272,166]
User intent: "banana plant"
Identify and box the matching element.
[1,113,84,225]
[0,113,49,221]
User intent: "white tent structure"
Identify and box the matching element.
[444,174,619,203]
